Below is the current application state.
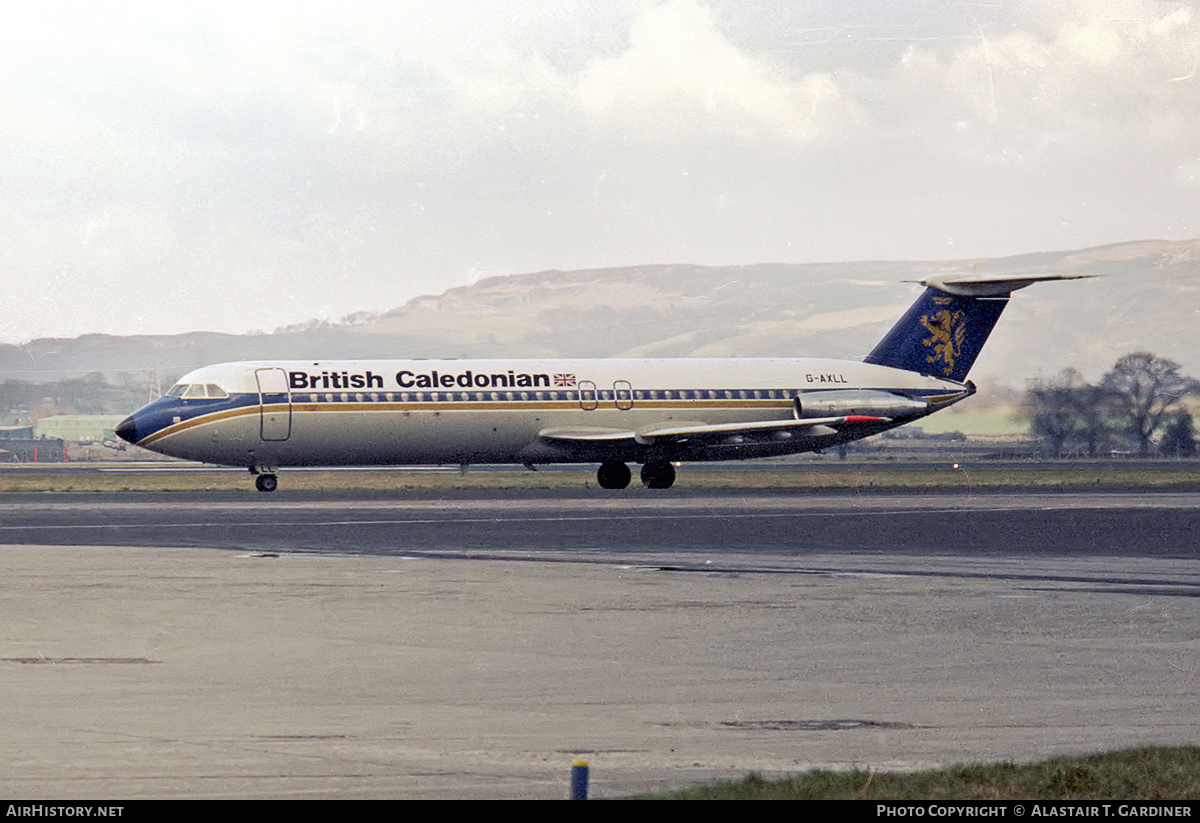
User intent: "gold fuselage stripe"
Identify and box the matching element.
[137,399,797,447]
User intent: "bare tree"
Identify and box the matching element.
[1025,368,1117,457]
[1025,369,1087,457]
[1160,412,1197,458]
[1101,353,1198,455]
[1074,380,1121,457]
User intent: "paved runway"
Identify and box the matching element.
[4,487,1200,560]
[1,488,1198,798]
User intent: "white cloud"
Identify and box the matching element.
[1175,157,1200,185]
[571,0,859,143]
[2,1,1200,345]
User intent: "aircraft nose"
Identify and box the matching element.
[116,415,138,445]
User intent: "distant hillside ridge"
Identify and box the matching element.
[3,238,1196,389]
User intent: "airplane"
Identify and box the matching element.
[116,272,1091,491]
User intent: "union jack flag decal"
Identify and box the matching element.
[554,373,577,387]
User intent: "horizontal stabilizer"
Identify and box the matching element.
[915,272,1096,298]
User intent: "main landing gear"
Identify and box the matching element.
[596,461,631,489]
[595,460,677,489]
[640,460,676,489]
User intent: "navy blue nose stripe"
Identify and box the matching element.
[116,415,137,444]
[117,393,261,445]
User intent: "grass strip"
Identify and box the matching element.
[638,747,1200,800]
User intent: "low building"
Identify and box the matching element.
[33,415,126,444]
[0,438,65,462]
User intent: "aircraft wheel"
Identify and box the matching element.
[640,460,676,489]
[255,473,278,493]
[596,461,631,489]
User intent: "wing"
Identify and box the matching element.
[538,415,887,447]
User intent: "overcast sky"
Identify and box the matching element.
[4,0,1199,344]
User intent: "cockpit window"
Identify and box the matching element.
[167,383,230,399]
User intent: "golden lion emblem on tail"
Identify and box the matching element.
[919,302,967,376]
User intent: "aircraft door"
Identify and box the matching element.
[578,380,598,411]
[614,380,634,410]
[255,368,292,441]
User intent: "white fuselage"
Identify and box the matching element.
[124,357,969,469]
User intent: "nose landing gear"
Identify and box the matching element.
[251,466,279,492]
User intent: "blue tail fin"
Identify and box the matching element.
[864,288,1007,382]
[864,273,1095,382]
